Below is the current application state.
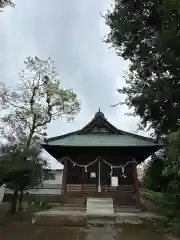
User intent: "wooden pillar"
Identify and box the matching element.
[82,167,87,204]
[133,160,140,207]
[98,158,101,192]
[61,159,68,196]
[82,166,85,191]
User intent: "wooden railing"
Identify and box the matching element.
[82,184,97,193]
[102,185,134,193]
[66,184,82,192]
[66,184,134,193]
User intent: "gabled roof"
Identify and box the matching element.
[80,109,120,134]
[44,109,163,148]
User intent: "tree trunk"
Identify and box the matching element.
[25,129,34,149]
[10,189,18,215]
[18,189,24,212]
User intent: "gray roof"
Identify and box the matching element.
[47,134,161,147]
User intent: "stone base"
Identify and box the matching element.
[32,208,168,228]
[87,215,116,228]
[32,211,86,227]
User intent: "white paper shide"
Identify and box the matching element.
[111,176,118,187]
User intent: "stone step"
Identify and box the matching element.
[86,198,113,201]
[87,208,113,211]
[87,204,113,208]
[87,207,114,211]
[87,208,114,212]
[87,198,113,202]
[87,201,113,204]
[87,203,113,207]
[87,204,114,207]
[87,211,114,216]
[56,207,85,212]
[86,197,114,215]
[115,207,143,213]
[86,204,114,208]
[86,214,116,228]
[87,197,113,199]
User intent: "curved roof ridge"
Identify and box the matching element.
[44,110,162,145]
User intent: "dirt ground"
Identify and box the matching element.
[0,222,169,240]
[0,224,86,240]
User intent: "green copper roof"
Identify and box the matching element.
[47,134,160,147]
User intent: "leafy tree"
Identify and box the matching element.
[0,148,46,214]
[0,0,14,10]
[163,121,180,195]
[105,0,180,134]
[142,152,170,192]
[0,56,80,213]
[142,120,180,209]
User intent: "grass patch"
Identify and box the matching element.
[140,189,180,238]
[142,198,173,218]
[140,189,176,218]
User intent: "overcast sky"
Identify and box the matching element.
[0,0,149,169]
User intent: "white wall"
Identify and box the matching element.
[0,185,5,202]
[41,170,62,190]
[5,188,62,195]
[4,170,63,196]
[42,170,62,187]
[29,188,61,195]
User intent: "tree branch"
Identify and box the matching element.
[2,95,29,112]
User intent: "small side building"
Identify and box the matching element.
[4,169,63,202]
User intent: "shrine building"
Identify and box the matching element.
[42,110,163,207]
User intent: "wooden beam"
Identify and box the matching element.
[61,159,68,196]
[133,159,140,207]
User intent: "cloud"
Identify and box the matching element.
[0,0,150,169]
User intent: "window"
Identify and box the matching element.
[49,173,55,180]
[43,171,55,180]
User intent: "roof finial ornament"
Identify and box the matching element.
[94,108,106,120]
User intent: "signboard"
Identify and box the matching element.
[90,172,96,178]
[111,176,118,187]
